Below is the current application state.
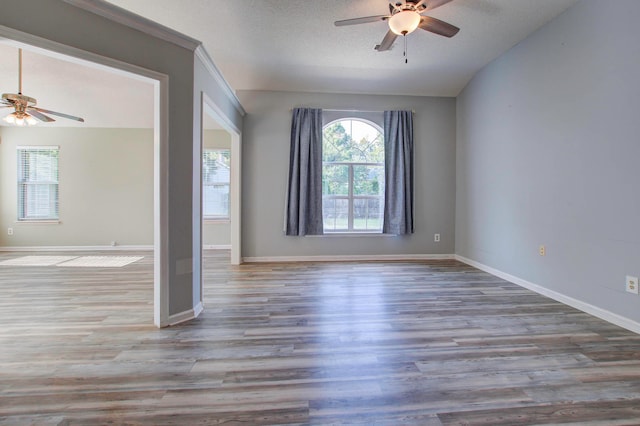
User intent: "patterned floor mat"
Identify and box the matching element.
[57,256,144,267]
[0,256,78,266]
[0,255,143,267]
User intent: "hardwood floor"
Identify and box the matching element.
[2,250,640,424]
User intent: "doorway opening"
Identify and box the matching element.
[201,93,241,266]
[0,33,168,327]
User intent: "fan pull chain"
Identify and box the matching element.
[403,35,408,64]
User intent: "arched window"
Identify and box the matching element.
[322,118,384,232]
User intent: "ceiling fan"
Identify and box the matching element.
[335,0,460,53]
[1,48,84,126]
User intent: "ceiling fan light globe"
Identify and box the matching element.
[389,10,421,35]
[25,115,37,126]
[3,113,16,124]
[15,116,25,126]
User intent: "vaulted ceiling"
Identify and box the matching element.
[1,0,579,127]
[104,0,578,96]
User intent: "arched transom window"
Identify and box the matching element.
[322,118,384,232]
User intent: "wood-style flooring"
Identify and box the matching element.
[2,250,640,425]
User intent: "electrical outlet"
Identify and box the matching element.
[626,276,639,294]
[434,233,440,242]
[7,228,13,236]
[539,245,546,256]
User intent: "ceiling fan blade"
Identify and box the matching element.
[335,15,388,26]
[32,107,85,123]
[418,16,460,38]
[28,109,55,122]
[375,30,398,52]
[423,0,454,11]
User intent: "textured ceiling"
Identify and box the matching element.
[0,42,154,128]
[105,0,579,97]
[2,0,579,128]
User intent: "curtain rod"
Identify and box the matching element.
[291,108,416,113]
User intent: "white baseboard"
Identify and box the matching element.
[0,245,154,252]
[0,245,230,252]
[203,245,231,250]
[455,254,640,335]
[168,302,203,326]
[243,254,455,263]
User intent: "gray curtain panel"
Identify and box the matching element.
[285,108,324,236]
[383,110,414,235]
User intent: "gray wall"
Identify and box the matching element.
[192,52,244,304]
[0,127,228,248]
[0,127,153,247]
[456,0,640,322]
[238,90,456,259]
[2,0,244,321]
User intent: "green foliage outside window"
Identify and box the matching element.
[322,121,384,163]
[322,119,384,232]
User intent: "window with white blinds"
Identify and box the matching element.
[203,149,230,219]
[17,146,59,221]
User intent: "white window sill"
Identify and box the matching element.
[16,220,61,224]
[307,232,396,237]
[204,218,230,224]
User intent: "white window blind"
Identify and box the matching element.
[203,149,230,219]
[17,146,59,221]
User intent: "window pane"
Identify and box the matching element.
[323,197,349,231]
[322,164,348,195]
[353,197,383,231]
[350,121,384,163]
[323,119,384,163]
[322,118,384,232]
[203,149,230,218]
[17,147,59,220]
[203,150,230,183]
[353,165,384,196]
[203,184,229,217]
[322,122,352,162]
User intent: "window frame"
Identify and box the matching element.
[17,146,60,222]
[202,148,231,221]
[322,117,385,234]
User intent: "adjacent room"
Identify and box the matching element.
[1,0,640,424]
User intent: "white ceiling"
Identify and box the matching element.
[106,0,578,97]
[1,0,579,128]
[0,42,154,128]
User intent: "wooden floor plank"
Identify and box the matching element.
[2,250,640,424]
